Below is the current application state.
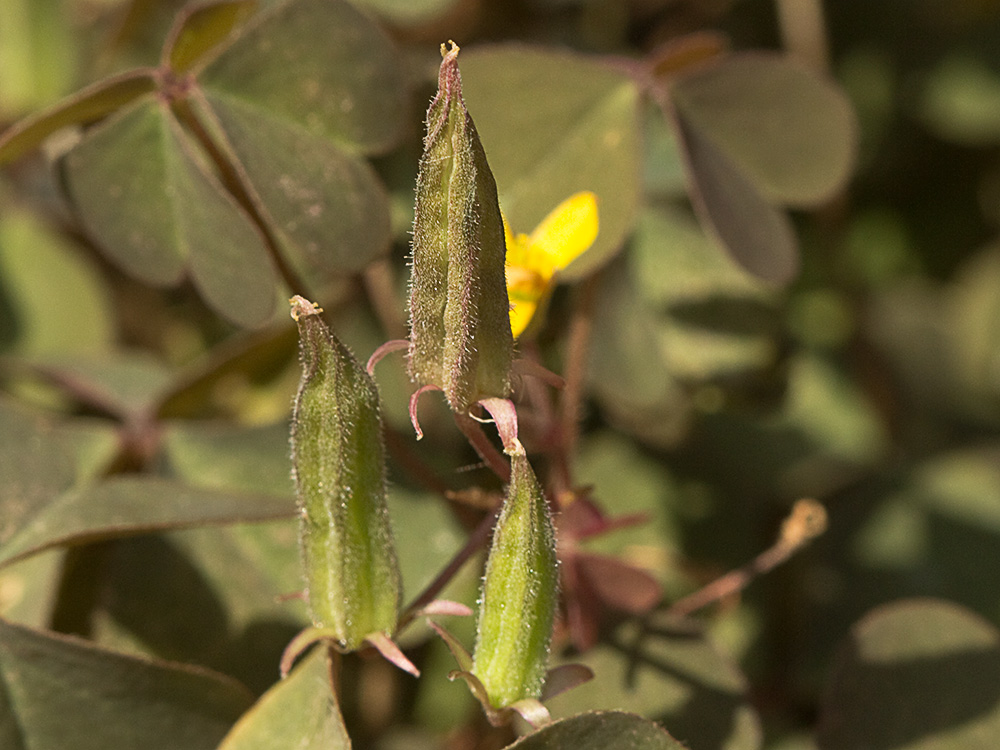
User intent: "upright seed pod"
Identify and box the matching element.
[408,41,513,413]
[472,450,559,708]
[290,295,401,650]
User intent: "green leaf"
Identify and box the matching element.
[868,245,1000,428]
[574,430,681,556]
[86,527,305,692]
[546,621,762,750]
[630,206,781,380]
[0,476,295,568]
[218,646,350,750]
[588,207,786,446]
[352,0,459,25]
[192,93,391,287]
[63,97,278,327]
[643,99,687,198]
[948,243,1000,420]
[780,354,889,466]
[818,599,1000,750]
[197,0,405,153]
[387,487,466,610]
[63,98,183,285]
[187,3,407,292]
[920,55,1000,145]
[670,108,799,284]
[866,282,957,421]
[158,323,299,421]
[0,0,76,115]
[21,350,174,420]
[0,617,253,750]
[509,711,687,750]
[163,0,258,75]
[0,550,64,630]
[162,420,294,497]
[0,399,117,548]
[0,204,115,355]
[459,45,641,280]
[849,446,1000,616]
[0,70,157,165]
[669,53,857,206]
[587,255,691,448]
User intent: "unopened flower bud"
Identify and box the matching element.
[290,295,401,650]
[472,451,559,708]
[408,42,513,413]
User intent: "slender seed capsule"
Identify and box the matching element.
[290,295,401,650]
[408,41,513,413]
[472,451,559,708]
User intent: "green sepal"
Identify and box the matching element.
[290,295,401,650]
[407,42,513,412]
[472,451,559,708]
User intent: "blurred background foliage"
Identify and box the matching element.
[4,0,1000,749]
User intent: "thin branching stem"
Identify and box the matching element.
[399,503,501,628]
[362,259,408,341]
[455,411,511,483]
[775,0,830,73]
[174,86,311,298]
[665,499,828,619]
[554,273,601,493]
[325,645,343,703]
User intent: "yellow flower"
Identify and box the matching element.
[504,191,599,338]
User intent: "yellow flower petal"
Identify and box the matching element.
[527,191,599,277]
[503,191,599,338]
[508,297,538,339]
[502,211,517,258]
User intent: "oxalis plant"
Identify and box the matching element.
[282,43,599,733]
[0,0,903,748]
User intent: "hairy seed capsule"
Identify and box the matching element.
[408,41,513,412]
[472,451,559,708]
[290,295,401,650]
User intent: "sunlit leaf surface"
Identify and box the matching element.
[218,647,350,750]
[509,711,688,750]
[819,599,1000,750]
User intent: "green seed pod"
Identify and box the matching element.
[408,41,513,412]
[472,451,559,708]
[290,295,401,650]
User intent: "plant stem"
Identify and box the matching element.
[384,425,450,494]
[666,499,828,619]
[174,85,311,298]
[554,273,601,492]
[454,411,510,483]
[362,259,408,341]
[399,503,501,627]
[325,645,343,703]
[775,0,830,72]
